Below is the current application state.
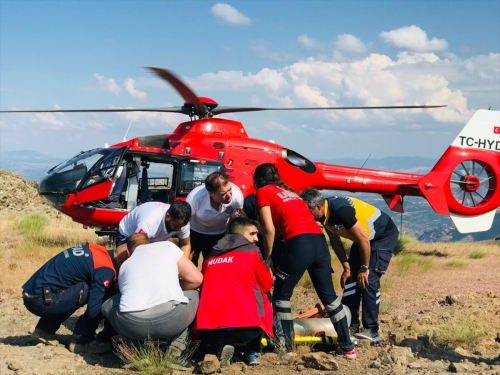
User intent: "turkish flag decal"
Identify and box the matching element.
[494,126,500,134]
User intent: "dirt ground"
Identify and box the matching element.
[1,251,499,375]
[0,170,499,374]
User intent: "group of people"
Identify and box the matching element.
[23,166,399,368]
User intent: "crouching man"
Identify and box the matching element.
[22,243,117,353]
[102,233,202,369]
[196,218,273,367]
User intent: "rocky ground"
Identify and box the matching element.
[1,170,499,374]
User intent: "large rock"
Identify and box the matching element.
[302,352,339,371]
[379,346,414,366]
[199,354,220,374]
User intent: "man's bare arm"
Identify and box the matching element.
[178,237,192,259]
[178,255,203,290]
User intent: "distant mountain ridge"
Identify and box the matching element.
[0,150,64,181]
[1,150,498,242]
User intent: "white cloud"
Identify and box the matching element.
[380,25,448,52]
[297,35,324,50]
[211,3,252,26]
[294,84,329,107]
[188,68,288,93]
[124,78,147,100]
[94,73,121,95]
[396,51,440,64]
[31,113,65,129]
[335,34,368,55]
[251,40,293,61]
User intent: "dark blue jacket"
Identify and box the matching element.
[23,244,116,319]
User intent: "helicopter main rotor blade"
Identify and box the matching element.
[212,104,447,115]
[146,67,207,117]
[0,107,185,114]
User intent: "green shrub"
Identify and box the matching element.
[445,258,467,267]
[394,236,419,255]
[395,251,433,274]
[468,249,487,259]
[17,214,50,234]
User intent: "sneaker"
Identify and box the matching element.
[170,359,194,371]
[246,352,261,366]
[31,328,58,345]
[349,323,360,336]
[68,337,113,354]
[354,329,384,343]
[218,345,235,367]
[350,336,359,346]
[335,347,356,360]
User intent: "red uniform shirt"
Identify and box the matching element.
[256,185,322,241]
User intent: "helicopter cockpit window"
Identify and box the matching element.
[282,148,317,173]
[39,148,108,193]
[80,147,128,190]
[179,161,223,195]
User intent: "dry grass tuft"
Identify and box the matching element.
[394,251,434,274]
[115,339,195,375]
[431,313,486,348]
[394,236,419,254]
[468,249,487,259]
[445,258,468,268]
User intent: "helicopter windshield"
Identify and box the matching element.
[39,147,126,194]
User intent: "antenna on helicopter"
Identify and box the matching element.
[123,122,133,142]
[355,154,371,177]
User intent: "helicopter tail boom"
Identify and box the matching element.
[418,110,500,232]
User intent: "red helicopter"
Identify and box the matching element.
[1,67,499,236]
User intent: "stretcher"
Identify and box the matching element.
[261,303,352,346]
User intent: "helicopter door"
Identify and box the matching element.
[73,147,128,205]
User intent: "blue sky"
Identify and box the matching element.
[1,0,499,163]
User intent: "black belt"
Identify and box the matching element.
[23,291,41,299]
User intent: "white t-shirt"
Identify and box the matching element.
[118,242,189,312]
[186,183,243,235]
[118,202,190,241]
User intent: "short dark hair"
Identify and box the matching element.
[299,188,325,210]
[205,172,230,193]
[168,200,191,224]
[229,217,260,235]
[127,233,151,253]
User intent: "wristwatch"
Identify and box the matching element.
[359,265,370,272]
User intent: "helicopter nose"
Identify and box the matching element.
[38,171,78,211]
